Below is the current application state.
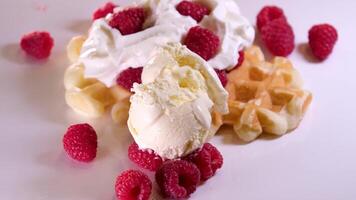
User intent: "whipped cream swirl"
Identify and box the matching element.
[80,0,255,87]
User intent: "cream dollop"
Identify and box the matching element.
[128,43,228,159]
[80,0,254,87]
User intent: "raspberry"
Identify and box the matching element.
[92,2,117,20]
[228,50,245,71]
[236,50,245,67]
[261,19,295,56]
[128,142,163,172]
[176,0,210,22]
[62,123,97,162]
[308,24,338,61]
[184,26,220,61]
[115,170,152,200]
[236,50,245,68]
[256,6,287,31]
[155,160,200,199]
[184,143,223,181]
[20,31,54,59]
[214,68,227,87]
[116,67,143,91]
[109,7,146,35]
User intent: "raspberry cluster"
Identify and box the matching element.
[61,123,223,200]
[257,6,295,57]
[257,6,337,60]
[127,142,223,199]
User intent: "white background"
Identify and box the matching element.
[0,0,356,199]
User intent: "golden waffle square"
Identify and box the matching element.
[223,46,312,142]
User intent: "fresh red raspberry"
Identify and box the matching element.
[184,26,220,61]
[128,142,163,172]
[261,19,295,56]
[176,0,210,22]
[214,68,227,87]
[236,50,245,68]
[308,24,338,61]
[228,50,245,71]
[115,170,152,200]
[109,7,146,35]
[155,160,200,199]
[20,31,54,59]
[62,123,97,162]
[184,143,223,181]
[92,2,117,20]
[256,6,287,31]
[116,67,143,91]
[236,50,245,67]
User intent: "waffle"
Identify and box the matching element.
[110,85,131,124]
[66,35,86,63]
[210,110,223,138]
[223,46,312,142]
[64,36,131,120]
[64,63,116,117]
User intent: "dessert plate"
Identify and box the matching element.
[1,0,356,199]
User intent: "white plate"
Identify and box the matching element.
[1,0,356,199]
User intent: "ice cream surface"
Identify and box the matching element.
[79,0,255,87]
[128,43,228,159]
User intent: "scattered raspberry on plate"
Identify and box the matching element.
[115,169,152,200]
[92,2,117,20]
[256,6,287,31]
[184,143,223,181]
[116,67,143,91]
[156,160,200,199]
[62,123,97,162]
[308,24,338,61]
[128,142,163,172]
[176,0,210,22]
[20,31,54,59]
[184,26,220,61]
[257,6,295,56]
[260,18,295,56]
[109,7,146,35]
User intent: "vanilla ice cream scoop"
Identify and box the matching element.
[128,43,228,159]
